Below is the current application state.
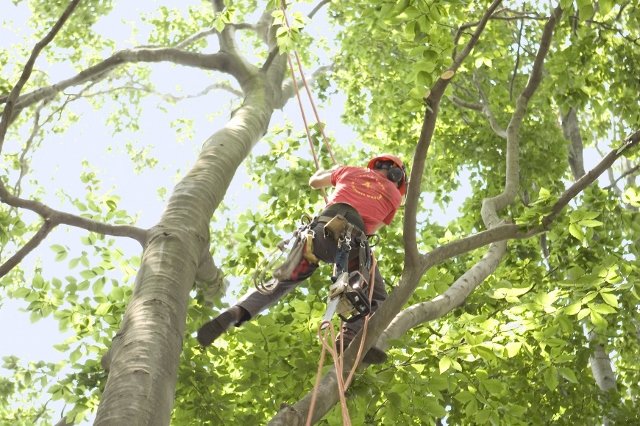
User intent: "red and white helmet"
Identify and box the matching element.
[367,154,408,195]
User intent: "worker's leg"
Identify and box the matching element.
[236,259,318,320]
[197,221,335,347]
[237,220,336,320]
[197,259,317,347]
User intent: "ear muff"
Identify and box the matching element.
[369,155,408,195]
[387,166,404,184]
[374,160,405,187]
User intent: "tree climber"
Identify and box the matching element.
[197,154,408,364]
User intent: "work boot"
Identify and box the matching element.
[336,335,388,365]
[197,306,244,347]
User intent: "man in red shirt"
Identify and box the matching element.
[197,154,407,364]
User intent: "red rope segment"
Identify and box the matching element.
[306,321,352,426]
[291,49,338,165]
[306,253,379,425]
[344,255,377,389]
[286,53,322,171]
[279,0,338,166]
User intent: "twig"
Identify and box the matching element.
[0,184,148,278]
[605,164,639,189]
[0,0,82,155]
[509,7,525,101]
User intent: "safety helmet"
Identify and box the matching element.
[367,154,408,195]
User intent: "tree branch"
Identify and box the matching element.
[404,0,503,266]
[606,163,639,190]
[473,73,508,139]
[541,130,640,229]
[4,48,250,115]
[0,0,82,155]
[0,218,54,278]
[380,129,640,349]
[481,5,562,227]
[562,107,586,178]
[0,184,149,278]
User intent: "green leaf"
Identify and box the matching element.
[600,292,618,308]
[13,287,30,298]
[577,308,590,320]
[558,367,578,384]
[505,341,522,358]
[482,379,503,396]
[590,310,608,328]
[95,303,111,315]
[80,269,96,279]
[588,303,617,315]
[578,219,603,227]
[543,366,559,390]
[568,223,584,241]
[564,302,582,315]
[455,390,475,404]
[439,356,452,374]
[493,284,533,299]
[70,348,82,364]
[424,396,446,417]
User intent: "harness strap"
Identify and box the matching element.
[316,215,367,241]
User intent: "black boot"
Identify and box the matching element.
[197,306,243,347]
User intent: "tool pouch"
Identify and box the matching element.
[337,271,371,323]
[272,236,305,281]
[323,214,349,241]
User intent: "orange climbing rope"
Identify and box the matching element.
[305,257,378,426]
[280,0,337,171]
[279,3,379,424]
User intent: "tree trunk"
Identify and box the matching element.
[95,74,280,425]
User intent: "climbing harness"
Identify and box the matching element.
[253,214,317,294]
[321,215,372,325]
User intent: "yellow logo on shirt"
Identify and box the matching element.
[350,178,385,200]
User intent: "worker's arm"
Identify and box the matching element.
[309,166,341,189]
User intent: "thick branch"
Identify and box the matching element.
[5,48,248,114]
[0,0,81,154]
[404,0,504,266]
[380,240,507,344]
[0,186,148,243]
[562,107,586,178]
[481,5,562,227]
[381,129,639,349]
[541,130,640,228]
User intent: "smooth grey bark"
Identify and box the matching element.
[563,108,619,424]
[562,107,586,178]
[93,2,291,423]
[94,68,285,424]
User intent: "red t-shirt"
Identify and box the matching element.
[329,166,401,234]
